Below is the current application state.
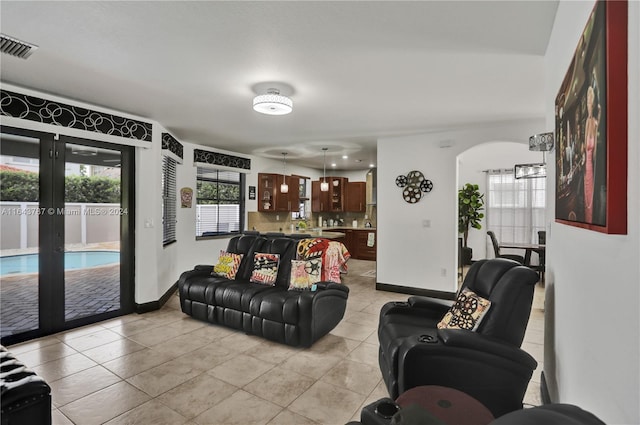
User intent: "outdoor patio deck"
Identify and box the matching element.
[1,264,120,338]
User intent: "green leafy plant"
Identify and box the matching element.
[458,183,485,248]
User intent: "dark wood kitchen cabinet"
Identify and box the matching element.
[346,182,366,212]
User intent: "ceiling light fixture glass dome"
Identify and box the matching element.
[253,88,293,115]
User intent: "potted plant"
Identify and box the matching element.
[458,183,485,265]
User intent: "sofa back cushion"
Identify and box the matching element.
[227,235,266,280]
[461,258,538,346]
[244,237,296,287]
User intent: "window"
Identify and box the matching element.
[196,168,244,237]
[162,155,177,246]
[486,169,545,245]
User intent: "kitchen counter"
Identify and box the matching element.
[285,230,345,239]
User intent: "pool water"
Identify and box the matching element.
[0,251,120,276]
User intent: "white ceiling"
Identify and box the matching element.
[0,1,558,170]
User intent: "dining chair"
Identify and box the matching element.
[536,231,546,283]
[487,231,525,264]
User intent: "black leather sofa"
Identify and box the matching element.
[178,234,350,347]
[1,345,52,425]
[378,259,539,417]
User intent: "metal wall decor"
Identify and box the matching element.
[395,171,433,203]
[0,90,152,142]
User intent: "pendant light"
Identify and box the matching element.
[321,148,329,192]
[280,152,289,193]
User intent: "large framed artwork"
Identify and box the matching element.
[554,0,627,234]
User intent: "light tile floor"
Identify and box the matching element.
[6,259,544,425]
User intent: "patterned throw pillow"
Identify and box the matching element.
[249,253,280,286]
[212,251,243,279]
[289,258,322,290]
[437,289,492,331]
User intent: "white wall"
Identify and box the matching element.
[458,141,542,260]
[377,119,543,293]
[543,2,640,424]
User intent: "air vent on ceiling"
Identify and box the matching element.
[1,34,38,59]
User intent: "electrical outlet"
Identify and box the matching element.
[144,218,154,228]
[440,268,447,277]
[422,219,431,228]
[276,215,279,221]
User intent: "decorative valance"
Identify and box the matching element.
[161,132,184,163]
[0,89,152,142]
[194,148,251,171]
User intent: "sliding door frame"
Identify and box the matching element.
[0,126,135,345]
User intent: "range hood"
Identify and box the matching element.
[367,168,377,205]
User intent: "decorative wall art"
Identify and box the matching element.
[180,187,193,208]
[554,0,627,234]
[395,171,433,204]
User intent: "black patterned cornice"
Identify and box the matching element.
[0,90,152,142]
[194,149,251,170]
[161,133,183,159]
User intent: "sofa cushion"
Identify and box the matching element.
[212,251,243,279]
[250,252,280,285]
[289,258,322,290]
[437,289,491,331]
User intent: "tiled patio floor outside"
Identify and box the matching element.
[1,264,120,338]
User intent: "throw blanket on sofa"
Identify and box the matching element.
[296,238,351,283]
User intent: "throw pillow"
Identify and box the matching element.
[289,258,322,290]
[249,252,280,286]
[437,289,492,331]
[212,251,243,279]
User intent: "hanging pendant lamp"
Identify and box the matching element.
[321,148,329,192]
[280,152,289,193]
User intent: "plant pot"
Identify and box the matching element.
[461,247,473,265]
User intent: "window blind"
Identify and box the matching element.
[486,170,545,247]
[162,155,177,245]
[196,168,244,236]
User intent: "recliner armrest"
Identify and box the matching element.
[194,265,214,272]
[408,296,453,313]
[316,282,350,294]
[437,329,537,368]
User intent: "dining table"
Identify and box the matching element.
[499,242,545,267]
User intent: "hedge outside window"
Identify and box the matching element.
[196,168,244,237]
[162,155,177,246]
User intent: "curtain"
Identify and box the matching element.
[486,169,545,248]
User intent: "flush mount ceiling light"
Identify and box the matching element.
[253,88,293,115]
[280,152,289,194]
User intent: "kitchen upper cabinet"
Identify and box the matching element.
[311,180,330,212]
[258,173,298,212]
[312,177,348,212]
[286,175,300,212]
[346,182,366,212]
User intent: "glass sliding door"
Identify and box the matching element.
[63,142,125,321]
[0,131,43,340]
[0,127,134,345]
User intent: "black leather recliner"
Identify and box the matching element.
[378,258,539,417]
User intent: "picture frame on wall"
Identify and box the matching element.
[554,0,627,234]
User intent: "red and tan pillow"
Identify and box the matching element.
[289,258,322,290]
[212,251,243,279]
[437,289,491,331]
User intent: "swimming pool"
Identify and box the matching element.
[0,251,120,276]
